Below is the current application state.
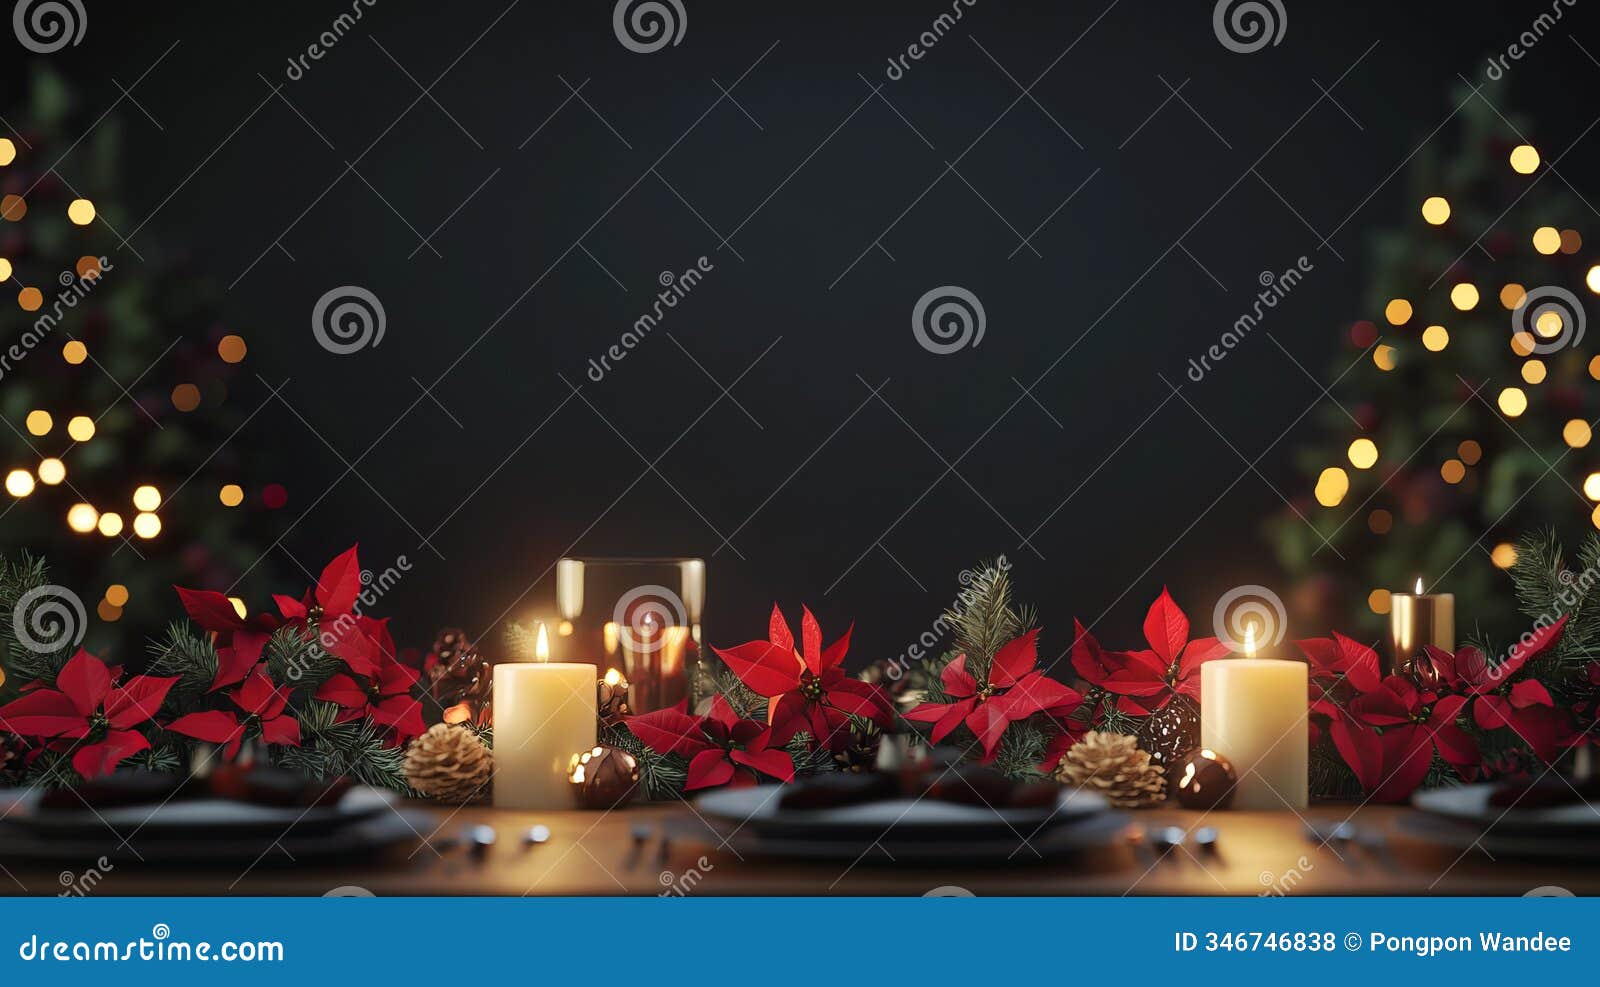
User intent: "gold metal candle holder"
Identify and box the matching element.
[1389,578,1454,679]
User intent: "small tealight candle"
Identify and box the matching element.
[1390,576,1453,678]
[1200,626,1308,811]
[492,624,597,810]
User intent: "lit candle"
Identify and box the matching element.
[1390,576,1453,679]
[492,623,597,810]
[1200,625,1309,811]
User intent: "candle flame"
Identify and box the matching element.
[535,622,550,662]
[603,667,623,687]
[1415,576,1424,595]
[1243,623,1257,658]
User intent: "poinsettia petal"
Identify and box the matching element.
[730,746,795,783]
[966,703,1012,761]
[165,710,243,745]
[213,629,269,692]
[799,607,823,675]
[1329,713,1383,792]
[1427,700,1480,772]
[684,749,736,791]
[0,689,86,737]
[323,622,378,677]
[826,683,889,722]
[55,650,112,717]
[708,694,739,729]
[828,676,893,727]
[1177,636,1230,681]
[261,713,302,747]
[1474,695,1513,731]
[767,604,794,653]
[1501,615,1568,678]
[713,641,802,697]
[314,674,368,708]
[940,654,977,697]
[104,675,178,729]
[989,671,1079,722]
[989,629,1040,688]
[71,730,150,781]
[1372,726,1433,803]
[627,708,712,756]
[820,623,853,673]
[1069,621,1113,685]
[175,587,247,633]
[1142,588,1189,666]
[274,594,308,620]
[1510,678,1554,708]
[315,545,362,615]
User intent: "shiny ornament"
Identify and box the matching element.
[596,668,632,728]
[568,745,641,809]
[1169,748,1237,810]
[1136,695,1200,769]
[426,627,492,726]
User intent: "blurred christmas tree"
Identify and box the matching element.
[1269,77,1593,641]
[0,65,279,663]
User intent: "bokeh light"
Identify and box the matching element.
[66,415,94,441]
[1314,467,1349,507]
[1422,325,1449,351]
[37,458,65,485]
[97,512,123,537]
[1449,283,1479,310]
[219,483,244,507]
[66,199,95,225]
[1533,226,1561,254]
[67,503,98,532]
[1497,387,1528,417]
[1347,438,1379,469]
[1510,144,1540,174]
[132,513,161,539]
[1421,197,1450,224]
[1490,543,1519,569]
[1522,359,1547,384]
[24,409,51,435]
[1384,299,1412,325]
[5,469,34,498]
[62,340,87,364]
[132,485,161,512]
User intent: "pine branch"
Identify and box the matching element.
[945,562,1026,678]
[275,701,410,792]
[145,620,219,702]
[0,553,75,691]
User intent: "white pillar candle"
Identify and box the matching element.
[1200,652,1308,811]
[492,649,597,810]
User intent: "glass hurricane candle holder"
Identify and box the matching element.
[555,557,710,714]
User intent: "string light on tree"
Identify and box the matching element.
[1421,196,1450,224]
[37,458,65,485]
[1422,324,1449,351]
[1533,226,1561,255]
[66,416,94,441]
[1490,543,1519,569]
[105,584,129,607]
[1522,359,1548,384]
[24,410,51,436]
[1497,387,1528,417]
[66,198,95,225]
[1501,283,1527,308]
[1509,144,1540,174]
[132,485,161,512]
[1440,459,1466,484]
[97,512,123,537]
[1384,299,1412,325]
[1449,283,1479,310]
[1373,344,1397,371]
[5,469,34,498]
[218,483,243,507]
[1314,467,1350,507]
[1569,420,1595,448]
[62,340,86,364]
[66,503,98,533]
[1347,438,1378,469]
[132,513,161,539]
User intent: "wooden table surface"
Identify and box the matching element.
[4,801,1595,896]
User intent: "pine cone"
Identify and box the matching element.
[404,723,493,803]
[1055,731,1166,807]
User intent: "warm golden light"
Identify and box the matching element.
[1587,473,1600,501]
[1347,438,1378,469]
[1421,324,1449,351]
[1449,283,1479,310]
[1589,267,1600,295]
[132,485,161,511]
[1592,503,1600,530]
[17,286,41,311]
[603,667,623,687]
[1243,623,1257,658]
[66,503,98,533]
[97,600,121,623]
[1373,344,1397,371]
[1421,196,1450,224]
[97,512,124,537]
[132,512,161,539]
[1314,466,1350,507]
[1533,226,1561,255]
[229,597,248,619]
[1535,310,1564,337]
[1415,576,1425,595]
[219,483,244,507]
[1383,299,1412,325]
[1522,359,1547,384]
[62,340,87,365]
[1567,420,1594,448]
[66,415,94,441]
[37,458,65,485]
[1562,229,1584,255]
[1509,144,1540,174]
[1497,387,1528,417]
[1501,283,1527,309]
[24,409,51,435]
[105,584,129,607]
[442,703,471,724]
[4,469,34,498]
[1457,439,1482,465]
[217,334,247,364]
[1440,459,1466,484]
[558,620,574,636]
[0,138,14,166]
[66,199,95,225]
[1490,543,1518,569]
[535,622,551,662]
[170,383,201,412]
[0,258,10,281]
[1368,588,1392,614]
[1511,331,1537,357]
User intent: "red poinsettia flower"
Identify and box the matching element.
[313,619,424,743]
[713,605,893,752]
[904,629,1082,760]
[165,668,302,760]
[1071,589,1229,714]
[174,586,279,692]
[1421,616,1575,763]
[627,696,795,790]
[0,650,177,780]
[1295,632,1382,715]
[1329,673,1479,802]
[271,545,380,677]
